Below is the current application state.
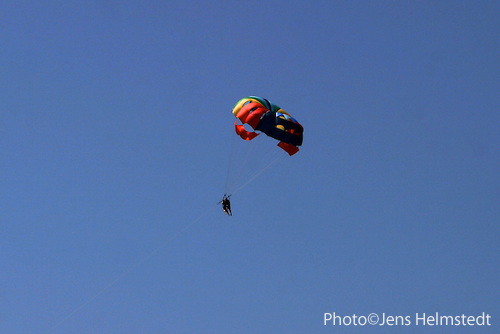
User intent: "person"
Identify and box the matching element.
[220,194,232,216]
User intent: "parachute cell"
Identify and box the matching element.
[232,96,303,155]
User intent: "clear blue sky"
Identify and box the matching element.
[1,1,499,333]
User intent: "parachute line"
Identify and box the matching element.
[224,132,280,195]
[231,153,284,196]
[224,131,237,193]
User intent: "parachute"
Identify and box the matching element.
[224,96,303,197]
[232,96,303,156]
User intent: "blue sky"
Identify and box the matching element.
[1,1,499,333]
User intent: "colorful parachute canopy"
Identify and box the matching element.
[232,96,303,155]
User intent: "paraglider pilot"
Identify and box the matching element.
[220,194,232,216]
